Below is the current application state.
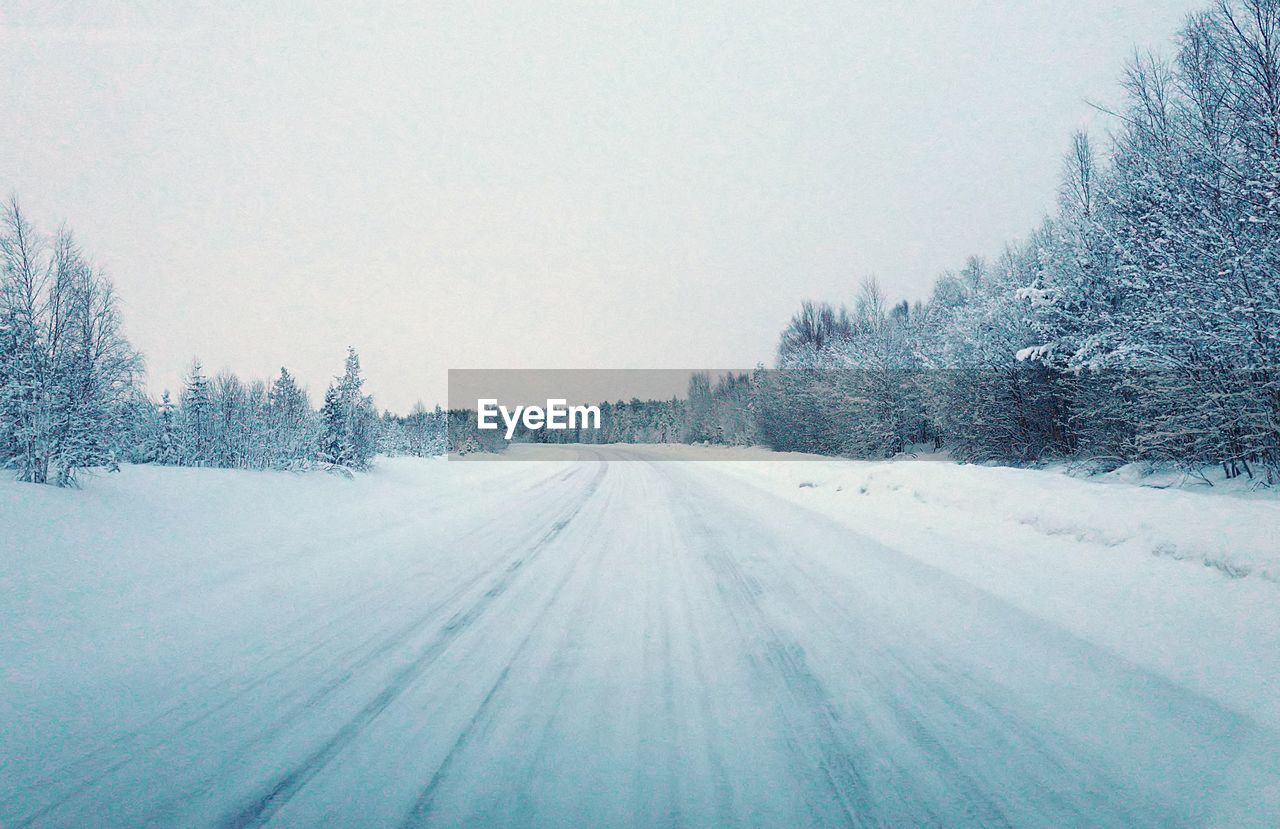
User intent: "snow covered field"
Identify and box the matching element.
[2,447,1279,827]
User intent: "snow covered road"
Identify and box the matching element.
[3,448,1279,827]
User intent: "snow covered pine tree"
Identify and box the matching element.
[319,347,378,469]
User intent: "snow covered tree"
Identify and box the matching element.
[1013,1,1280,478]
[398,401,447,457]
[825,276,927,459]
[710,372,757,446]
[265,367,314,468]
[152,390,182,465]
[684,372,715,443]
[0,198,142,485]
[759,0,1278,479]
[777,301,853,366]
[318,347,378,469]
[179,360,215,466]
[114,388,160,465]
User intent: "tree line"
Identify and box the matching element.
[744,0,1280,482]
[503,0,1279,483]
[0,198,445,485]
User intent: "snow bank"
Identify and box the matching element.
[709,453,1280,729]
[725,457,1280,583]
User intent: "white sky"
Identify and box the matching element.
[1,1,1201,412]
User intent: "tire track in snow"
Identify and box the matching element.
[9,466,596,829]
[8,467,574,801]
[679,467,1015,826]
[217,463,607,829]
[665,509,875,823]
[664,462,1244,827]
[397,470,621,828]
[659,464,915,829]
[666,465,1102,826]
[668,531,736,826]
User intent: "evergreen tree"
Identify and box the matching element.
[318,348,377,469]
[266,367,314,468]
[153,390,181,465]
[318,383,344,465]
[179,360,214,466]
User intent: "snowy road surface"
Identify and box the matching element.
[3,447,1279,827]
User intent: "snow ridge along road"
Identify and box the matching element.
[2,447,1278,827]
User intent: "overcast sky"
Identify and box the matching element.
[2,1,1201,411]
